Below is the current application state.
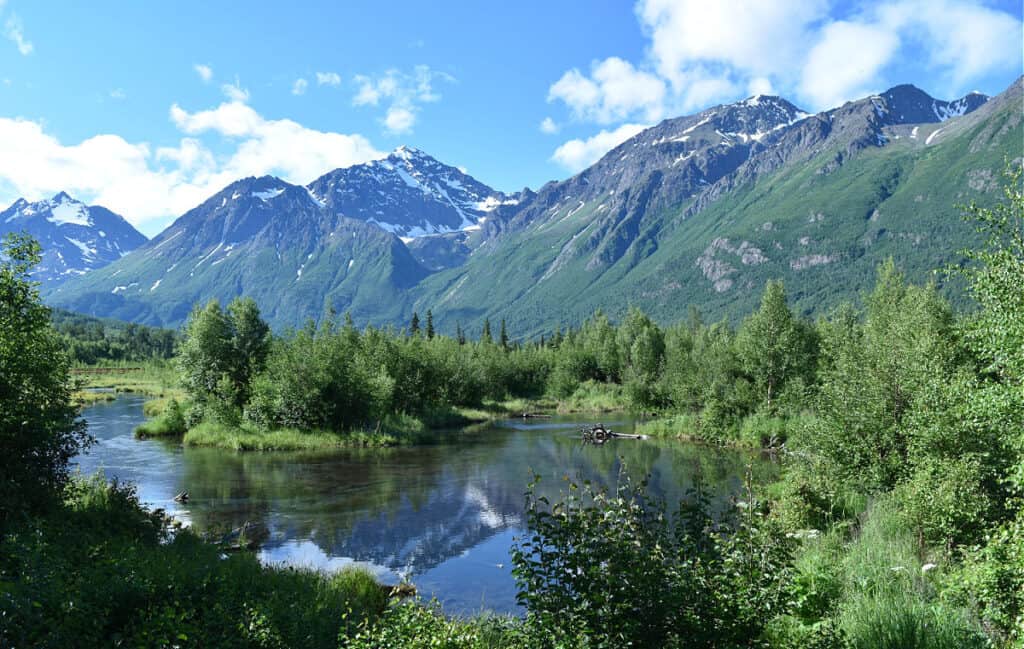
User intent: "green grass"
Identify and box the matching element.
[636,413,702,439]
[555,380,629,413]
[1,473,395,648]
[73,360,184,400]
[182,414,429,451]
[71,389,117,407]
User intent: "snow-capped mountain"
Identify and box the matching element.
[0,192,147,284]
[46,175,429,328]
[308,146,517,239]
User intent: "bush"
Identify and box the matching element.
[0,474,389,649]
[511,472,794,649]
[135,398,188,437]
[344,601,521,649]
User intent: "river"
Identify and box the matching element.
[74,394,773,615]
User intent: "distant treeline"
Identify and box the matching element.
[51,308,177,364]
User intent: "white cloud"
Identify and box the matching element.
[292,78,308,96]
[540,117,559,134]
[383,106,416,135]
[109,88,127,100]
[4,13,33,55]
[0,101,383,233]
[352,65,455,135]
[316,71,341,86]
[549,57,666,124]
[800,21,901,109]
[221,79,250,103]
[637,0,826,89]
[194,64,213,83]
[545,0,1023,125]
[551,123,648,172]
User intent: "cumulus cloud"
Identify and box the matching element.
[549,57,666,124]
[383,106,416,135]
[546,0,1022,130]
[551,123,648,172]
[540,117,559,134]
[109,88,127,100]
[352,65,455,135]
[292,78,308,95]
[194,64,213,83]
[221,79,250,103]
[316,71,341,86]
[800,20,901,109]
[545,0,1022,174]
[0,100,383,233]
[4,13,32,55]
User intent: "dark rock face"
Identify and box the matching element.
[0,192,146,284]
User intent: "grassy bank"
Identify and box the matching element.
[638,411,817,449]
[0,474,448,648]
[72,361,184,400]
[182,415,430,451]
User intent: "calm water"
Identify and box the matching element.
[75,395,773,615]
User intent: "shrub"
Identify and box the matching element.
[511,472,794,649]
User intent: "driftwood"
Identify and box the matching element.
[581,424,648,445]
[219,521,269,552]
[377,582,417,599]
[521,412,552,419]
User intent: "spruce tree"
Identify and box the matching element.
[409,311,420,336]
[482,318,492,344]
[456,322,466,345]
[425,309,435,340]
[500,319,509,350]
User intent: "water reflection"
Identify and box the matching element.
[76,398,775,614]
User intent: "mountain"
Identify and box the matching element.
[47,175,429,326]
[309,145,518,239]
[411,80,1019,336]
[0,193,146,284]
[47,80,1022,334]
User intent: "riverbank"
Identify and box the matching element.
[131,380,632,452]
[637,411,813,449]
[72,361,185,405]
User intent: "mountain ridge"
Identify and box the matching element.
[44,79,1021,333]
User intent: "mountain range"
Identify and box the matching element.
[37,77,1024,335]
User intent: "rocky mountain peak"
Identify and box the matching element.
[0,192,146,283]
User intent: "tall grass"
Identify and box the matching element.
[555,380,629,413]
[835,498,988,649]
[1,474,391,648]
[182,414,429,451]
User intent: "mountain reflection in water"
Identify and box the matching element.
[75,395,775,614]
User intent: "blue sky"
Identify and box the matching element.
[0,0,1021,236]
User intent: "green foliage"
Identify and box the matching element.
[134,398,187,437]
[0,233,90,521]
[804,262,957,491]
[344,602,521,649]
[0,474,388,649]
[735,280,816,412]
[51,308,177,364]
[512,472,794,648]
[177,297,271,421]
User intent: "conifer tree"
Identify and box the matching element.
[409,312,420,336]
[425,309,435,340]
[482,319,492,344]
[500,319,509,350]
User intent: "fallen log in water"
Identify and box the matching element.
[581,424,648,444]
